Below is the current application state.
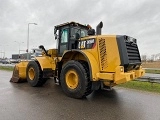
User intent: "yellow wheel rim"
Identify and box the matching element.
[65,70,79,89]
[28,67,35,80]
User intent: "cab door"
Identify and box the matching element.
[58,27,69,56]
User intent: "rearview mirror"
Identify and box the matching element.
[55,34,58,40]
[54,27,57,34]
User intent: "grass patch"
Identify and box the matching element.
[145,69,160,74]
[118,80,160,93]
[0,66,14,71]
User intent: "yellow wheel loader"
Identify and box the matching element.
[10,21,145,99]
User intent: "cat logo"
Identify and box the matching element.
[78,39,95,49]
[78,41,86,49]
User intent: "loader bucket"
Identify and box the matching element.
[10,61,29,83]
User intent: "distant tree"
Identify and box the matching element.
[141,55,147,62]
[155,53,160,61]
[151,54,155,62]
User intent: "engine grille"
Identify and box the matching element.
[125,41,141,63]
[116,35,142,72]
[99,38,108,70]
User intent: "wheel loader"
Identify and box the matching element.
[10,21,145,99]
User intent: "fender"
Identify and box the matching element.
[61,50,100,81]
[35,56,55,70]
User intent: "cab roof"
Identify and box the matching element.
[54,21,88,29]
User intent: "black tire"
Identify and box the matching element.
[60,60,92,99]
[26,61,47,87]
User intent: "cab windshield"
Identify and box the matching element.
[70,27,88,39]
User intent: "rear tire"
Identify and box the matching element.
[60,60,92,99]
[26,61,47,87]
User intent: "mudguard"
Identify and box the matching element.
[35,56,55,70]
[61,50,100,81]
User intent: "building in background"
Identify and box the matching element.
[12,49,42,60]
[12,53,29,59]
[31,49,42,59]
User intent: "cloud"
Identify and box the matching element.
[0,0,160,58]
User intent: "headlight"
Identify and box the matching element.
[120,67,124,72]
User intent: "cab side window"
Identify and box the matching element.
[59,28,69,55]
[61,29,68,43]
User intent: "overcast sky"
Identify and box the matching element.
[0,0,160,58]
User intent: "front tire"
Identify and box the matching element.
[60,60,92,99]
[26,61,47,87]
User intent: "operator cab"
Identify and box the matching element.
[54,22,92,56]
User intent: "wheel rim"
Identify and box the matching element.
[28,67,35,80]
[65,70,79,89]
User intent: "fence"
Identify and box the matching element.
[136,76,160,84]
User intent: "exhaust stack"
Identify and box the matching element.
[96,21,103,35]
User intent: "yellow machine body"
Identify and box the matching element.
[11,35,144,86]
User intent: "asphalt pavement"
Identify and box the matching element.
[1,70,160,120]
